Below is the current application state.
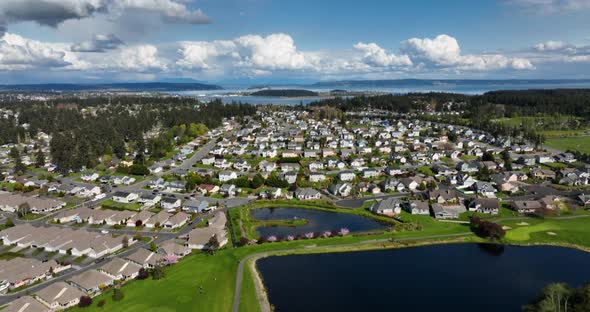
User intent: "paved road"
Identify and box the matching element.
[230,231,473,312]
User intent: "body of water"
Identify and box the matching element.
[257,244,590,312]
[251,207,389,237]
[171,82,590,105]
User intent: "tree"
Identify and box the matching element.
[14,157,26,175]
[35,149,45,168]
[149,241,158,252]
[469,217,505,240]
[152,265,166,280]
[112,288,124,301]
[501,150,512,171]
[78,296,93,307]
[481,151,495,162]
[135,220,143,227]
[206,234,220,254]
[251,174,264,189]
[17,202,31,218]
[137,268,149,280]
[5,218,14,228]
[524,283,571,312]
[9,147,19,160]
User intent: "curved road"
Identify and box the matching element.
[230,231,473,312]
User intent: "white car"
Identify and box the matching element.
[0,280,9,292]
[100,230,109,234]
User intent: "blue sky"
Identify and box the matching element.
[1,0,590,83]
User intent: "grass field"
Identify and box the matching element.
[500,216,590,247]
[545,136,590,154]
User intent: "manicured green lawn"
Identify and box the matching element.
[239,259,260,312]
[500,216,590,247]
[545,136,590,154]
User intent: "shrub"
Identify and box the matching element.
[112,288,124,301]
[470,216,505,240]
[238,237,250,246]
[97,300,105,308]
[152,265,166,280]
[137,268,149,280]
[78,296,92,307]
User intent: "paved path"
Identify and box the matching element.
[231,232,473,312]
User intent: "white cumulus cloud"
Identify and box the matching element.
[353,42,412,67]
[401,34,534,71]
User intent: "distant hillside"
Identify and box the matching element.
[250,89,319,97]
[311,79,590,88]
[0,82,223,92]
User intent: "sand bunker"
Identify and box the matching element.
[546,232,557,236]
[502,226,512,230]
[517,222,529,226]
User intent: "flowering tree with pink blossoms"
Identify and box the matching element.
[322,231,332,238]
[338,228,350,236]
[305,232,314,239]
[267,235,277,242]
[163,254,178,265]
[286,235,294,241]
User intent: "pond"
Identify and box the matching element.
[257,244,590,312]
[251,207,389,238]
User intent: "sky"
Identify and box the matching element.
[1,0,590,84]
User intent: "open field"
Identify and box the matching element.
[500,216,590,247]
[545,136,590,154]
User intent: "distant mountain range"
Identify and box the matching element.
[310,79,590,88]
[0,82,223,92]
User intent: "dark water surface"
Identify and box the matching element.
[251,207,389,237]
[257,244,590,312]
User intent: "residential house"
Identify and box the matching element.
[328,183,353,197]
[294,188,321,200]
[431,203,466,219]
[163,212,191,229]
[371,198,402,216]
[69,270,114,294]
[160,197,182,212]
[403,200,430,215]
[112,191,138,204]
[511,200,544,213]
[218,171,238,182]
[99,258,142,281]
[35,282,84,310]
[468,198,499,215]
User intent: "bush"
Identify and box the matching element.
[137,268,149,280]
[152,265,166,280]
[470,216,505,240]
[97,300,105,308]
[112,288,124,301]
[78,296,92,307]
[238,237,250,246]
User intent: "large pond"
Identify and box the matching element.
[257,244,590,312]
[251,207,389,237]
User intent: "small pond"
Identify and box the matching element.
[251,207,389,238]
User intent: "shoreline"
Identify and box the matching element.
[241,236,590,312]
